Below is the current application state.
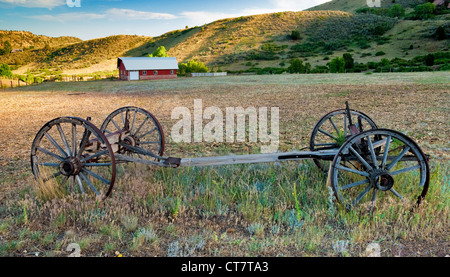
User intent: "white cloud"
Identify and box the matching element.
[0,0,65,9]
[105,8,177,20]
[27,12,106,23]
[180,11,242,26]
[26,8,178,23]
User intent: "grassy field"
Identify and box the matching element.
[0,72,448,257]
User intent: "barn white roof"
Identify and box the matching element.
[118,57,178,70]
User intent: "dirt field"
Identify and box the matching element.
[0,72,448,257]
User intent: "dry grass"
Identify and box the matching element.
[0,73,448,257]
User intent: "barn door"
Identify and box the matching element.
[129,71,139,81]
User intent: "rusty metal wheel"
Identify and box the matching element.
[31,117,116,199]
[100,106,165,162]
[330,129,429,210]
[310,109,378,172]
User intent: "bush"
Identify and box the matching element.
[435,26,447,40]
[375,51,386,56]
[290,30,301,40]
[425,54,435,66]
[148,46,169,57]
[413,3,437,20]
[288,58,305,73]
[310,65,329,73]
[343,53,354,69]
[0,63,12,77]
[329,57,345,73]
[178,59,209,75]
[353,63,369,72]
[388,4,405,18]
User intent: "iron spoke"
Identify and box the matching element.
[387,146,411,170]
[390,165,421,176]
[130,110,137,134]
[42,171,62,183]
[341,179,369,190]
[37,147,64,161]
[75,175,85,194]
[82,168,111,185]
[381,135,391,168]
[390,188,403,200]
[44,132,68,158]
[349,146,373,171]
[72,123,77,157]
[352,184,372,206]
[79,172,100,196]
[318,128,336,140]
[133,117,148,136]
[366,135,378,169]
[335,164,370,177]
[111,118,122,132]
[328,117,339,135]
[83,163,112,167]
[39,162,59,167]
[57,123,72,156]
[136,127,157,140]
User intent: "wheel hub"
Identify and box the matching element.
[369,169,394,191]
[59,157,83,176]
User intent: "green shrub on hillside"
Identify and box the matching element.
[290,30,302,40]
[435,26,447,40]
[288,58,306,73]
[343,53,354,70]
[388,4,406,18]
[0,63,12,77]
[148,46,169,57]
[329,57,345,73]
[413,3,437,19]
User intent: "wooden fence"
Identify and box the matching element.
[0,78,29,88]
[0,75,119,89]
[188,72,227,77]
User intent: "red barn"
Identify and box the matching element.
[117,57,178,81]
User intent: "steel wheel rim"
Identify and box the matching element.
[31,117,116,199]
[330,129,429,210]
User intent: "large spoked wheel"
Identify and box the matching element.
[330,129,429,210]
[31,117,116,199]
[100,106,165,162]
[310,109,378,171]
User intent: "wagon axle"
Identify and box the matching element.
[31,103,430,210]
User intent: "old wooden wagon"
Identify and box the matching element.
[30,102,429,210]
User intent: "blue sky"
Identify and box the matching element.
[0,0,331,40]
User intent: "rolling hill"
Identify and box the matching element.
[307,0,429,13]
[0,1,449,77]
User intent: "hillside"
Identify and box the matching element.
[0,33,150,75]
[0,6,449,76]
[0,30,81,50]
[307,0,428,13]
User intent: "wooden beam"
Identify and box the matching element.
[179,150,338,167]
